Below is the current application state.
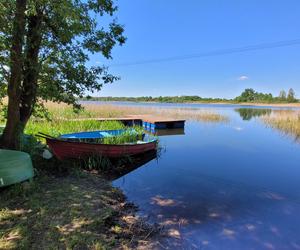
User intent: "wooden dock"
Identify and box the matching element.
[66,115,185,130]
[141,116,185,130]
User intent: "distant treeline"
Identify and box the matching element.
[81,88,299,104]
[81,95,230,103]
[234,88,298,103]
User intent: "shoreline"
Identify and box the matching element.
[82,100,300,108]
[0,168,159,249]
[2,98,300,108]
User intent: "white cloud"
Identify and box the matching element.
[233,126,243,131]
[237,75,249,81]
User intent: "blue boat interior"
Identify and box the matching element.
[60,129,138,139]
[60,129,158,144]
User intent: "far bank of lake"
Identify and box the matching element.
[80,100,300,110]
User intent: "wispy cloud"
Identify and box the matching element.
[237,75,249,81]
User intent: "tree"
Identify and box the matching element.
[278,90,287,101]
[0,0,126,149]
[287,88,296,102]
[235,88,256,102]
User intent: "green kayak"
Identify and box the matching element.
[0,149,34,187]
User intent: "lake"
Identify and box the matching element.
[104,102,300,249]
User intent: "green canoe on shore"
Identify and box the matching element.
[0,149,34,187]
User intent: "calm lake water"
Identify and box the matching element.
[96,102,300,249]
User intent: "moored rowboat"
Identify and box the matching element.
[44,137,157,160]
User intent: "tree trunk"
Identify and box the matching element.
[0,0,27,149]
[20,13,43,127]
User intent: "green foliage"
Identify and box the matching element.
[25,120,126,137]
[234,88,273,103]
[279,90,287,101]
[25,119,146,146]
[30,101,51,120]
[0,0,126,109]
[0,104,6,122]
[101,126,144,144]
[20,134,44,156]
[0,83,5,103]
[235,88,298,103]
[235,88,256,102]
[83,89,299,104]
[287,88,296,102]
[82,95,230,103]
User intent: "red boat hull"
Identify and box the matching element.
[46,138,157,160]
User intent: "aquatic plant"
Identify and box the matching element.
[1,101,227,146]
[262,110,300,141]
[43,102,229,123]
[25,120,126,138]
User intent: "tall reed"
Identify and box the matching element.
[262,110,300,140]
[44,102,229,122]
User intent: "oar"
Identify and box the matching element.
[36,132,56,139]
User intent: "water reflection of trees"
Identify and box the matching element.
[235,108,272,120]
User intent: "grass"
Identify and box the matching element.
[0,171,157,249]
[26,120,126,137]
[0,100,225,249]
[25,119,146,146]
[0,102,161,249]
[262,110,300,141]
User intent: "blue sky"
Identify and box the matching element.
[90,0,300,99]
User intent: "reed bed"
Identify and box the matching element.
[262,110,300,140]
[152,108,229,122]
[45,102,229,123]
[0,102,228,139]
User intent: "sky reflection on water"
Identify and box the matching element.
[113,105,300,249]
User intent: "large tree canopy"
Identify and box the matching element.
[0,0,125,149]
